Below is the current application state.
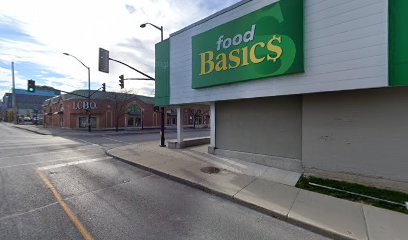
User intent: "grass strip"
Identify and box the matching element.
[296,176,408,214]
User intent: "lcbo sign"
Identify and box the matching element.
[192,0,304,88]
[72,101,97,110]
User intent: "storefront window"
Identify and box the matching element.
[126,103,142,128]
[127,104,141,115]
[127,117,141,127]
[79,117,96,128]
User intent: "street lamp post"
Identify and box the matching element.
[140,22,166,147]
[63,52,92,132]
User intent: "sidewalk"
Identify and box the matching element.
[107,142,408,240]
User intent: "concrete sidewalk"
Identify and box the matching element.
[107,142,408,240]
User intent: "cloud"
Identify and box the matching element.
[125,4,137,14]
[0,0,240,98]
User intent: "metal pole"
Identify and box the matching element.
[11,62,16,124]
[140,23,165,146]
[160,107,165,146]
[159,26,165,147]
[88,67,91,132]
[63,53,91,132]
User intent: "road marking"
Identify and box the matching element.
[69,137,100,146]
[0,145,100,160]
[0,202,59,221]
[36,170,94,240]
[102,136,127,144]
[37,157,111,170]
[0,142,82,150]
[0,154,104,169]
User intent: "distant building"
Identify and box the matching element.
[1,86,60,122]
[43,90,209,129]
[0,100,4,121]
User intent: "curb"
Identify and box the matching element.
[106,150,352,240]
[12,126,51,135]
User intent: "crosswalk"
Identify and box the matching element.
[0,123,106,169]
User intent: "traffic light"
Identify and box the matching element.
[119,75,124,89]
[27,80,35,92]
[102,83,106,92]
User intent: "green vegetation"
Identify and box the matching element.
[296,176,408,214]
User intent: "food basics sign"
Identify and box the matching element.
[192,0,304,88]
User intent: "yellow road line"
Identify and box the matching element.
[36,170,94,240]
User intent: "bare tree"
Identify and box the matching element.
[108,91,134,132]
[188,108,203,129]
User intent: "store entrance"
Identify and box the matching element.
[126,103,143,128]
[127,116,141,127]
[79,117,96,128]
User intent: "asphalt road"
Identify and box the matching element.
[0,123,331,240]
[59,128,211,150]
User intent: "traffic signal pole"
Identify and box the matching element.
[110,58,154,80]
[98,47,163,146]
[161,107,165,147]
[87,67,91,132]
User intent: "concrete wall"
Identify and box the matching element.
[169,0,388,105]
[216,95,302,160]
[213,87,408,190]
[302,87,408,184]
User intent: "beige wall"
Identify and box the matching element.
[214,87,408,190]
[216,95,302,160]
[302,87,408,183]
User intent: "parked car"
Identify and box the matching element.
[32,117,43,125]
[23,117,32,124]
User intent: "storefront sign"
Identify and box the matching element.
[192,0,304,88]
[72,101,97,110]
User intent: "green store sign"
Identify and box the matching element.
[192,0,304,89]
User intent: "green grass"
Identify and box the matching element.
[296,176,408,214]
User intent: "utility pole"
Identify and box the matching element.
[11,62,16,124]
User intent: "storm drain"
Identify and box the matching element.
[200,166,220,174]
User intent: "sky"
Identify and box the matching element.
[0,0,241,100]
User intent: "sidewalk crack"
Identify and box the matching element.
[233,177,257,198]
[361,204,370,240]
[287,188,301,217]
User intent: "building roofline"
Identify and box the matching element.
[43,90,155,105]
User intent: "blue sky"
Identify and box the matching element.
[0,0,240,100]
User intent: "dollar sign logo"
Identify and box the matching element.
[267,35,282,62]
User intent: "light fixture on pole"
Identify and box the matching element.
[140,22,165,147]
[63,52,92,132]
[140,23,163,41]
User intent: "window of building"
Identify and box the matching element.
[79,117,96,128]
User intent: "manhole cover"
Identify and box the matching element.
[200,166,220,174]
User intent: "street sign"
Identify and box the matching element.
[99,48,109,73]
